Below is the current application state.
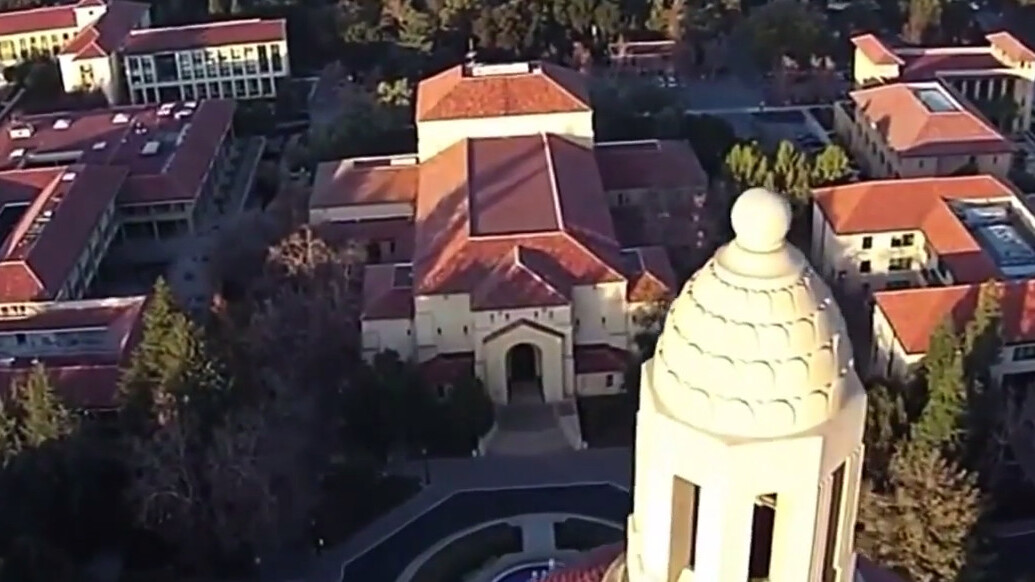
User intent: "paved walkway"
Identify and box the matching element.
[264,448,632,582]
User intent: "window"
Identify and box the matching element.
[463,325,468,335]
[605,374,613,387]
[247,78,259,96]
[257,45,269,72]
[260,77,272,95]
[271,44,282,72]
[132,89,144,103]
[668,477,701,578]
[1013,345,1035,361]
[209,81,220,97]
[15,333,26,345]
[234,79,245,96]
[436,328,441,335]
[860,260,871,274]
[822,464,847,582]
[79,64,95,87]
[749,494,778,580]
[861,235,872,250]
[153,53,179,82]
[888,257,912,271]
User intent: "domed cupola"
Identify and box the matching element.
[651,187,856,438]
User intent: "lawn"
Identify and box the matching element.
[313,462,421,547]
[577,394,637,448]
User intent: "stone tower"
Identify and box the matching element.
[625,188,867,582]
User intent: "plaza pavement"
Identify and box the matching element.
[262,447,632,582]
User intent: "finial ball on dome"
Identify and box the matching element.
[731,187,792,253]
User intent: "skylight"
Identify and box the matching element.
[914,87,958,113]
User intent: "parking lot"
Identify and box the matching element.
[338,484,630,582]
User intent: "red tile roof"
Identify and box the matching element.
[123,18,286,55]
[0,100,235,205]
[851,34,903,66]
[849,82,1012,157]
[61,1,148,60]
[471,246,572,310]
[361,262,413,320]
[594,140,707,192]
[899,49,1006,80]
[418,352,474,385]
[0,296,145,409]
[987,31,1035,62]
[0,5,76,36]
[0,166,125,303]
[574,344,629,374]
[413,135,627,301]
[625,246,676,302]
[311,156,418,208]
[540,544,624,582]
[813,175,1017,283]
[875,280,1035,354]
[416,62,591,122]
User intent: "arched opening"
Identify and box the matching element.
[506,343,544,403]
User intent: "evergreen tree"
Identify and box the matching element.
[914,319,966,454]
[446,374,495,449]
[863,380,908,483]
[0,397,19,465]
[856,442,981,582]
[11,364,70,448]
[811,144,851,186]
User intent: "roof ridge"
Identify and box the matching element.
[512,245,568,300]
[538,62,591,108]
[542,133,565,231]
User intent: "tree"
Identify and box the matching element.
[863,380,908,483]
[914,319,966,454]
[811,144,852,186]
[737,0,829,71]
[903,0,942,44]
[12,364,71,449]
[444,374,495,450]
[856,442,981,582]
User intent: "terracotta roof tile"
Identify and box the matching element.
[595,140,707,192]
[813,175,1016,283]
[0,165,125,302]
[540,544,624,582]
[413,136,624,298]
[361,262,413,320]
[900,49,1006,80]
[0,5,76,36]
[624,246,676,302]
[123,18,286,54]
[311,156,418,208]
[987,31,1035,62]
[849,82,1012,157]
[0,100,234,205]
[471,246,571,311]
[416,62,591,122]
[61,1,149,60]
[875,280,1035,353]
[574,344,629,374]
[418,352,474,385]
[851,34,903,66]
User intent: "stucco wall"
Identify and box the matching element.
[572,283,629,349]
[851,49,901,86]
[481,322,568,403]
[576,371,624,396]
[361,318,414,360]
[416,111,594,161]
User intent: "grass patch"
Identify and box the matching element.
[553,519,622,551]
[409,523,522,582]
[314,463,421,547]
[577,394,636,448]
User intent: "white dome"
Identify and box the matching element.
[651,188,855,438]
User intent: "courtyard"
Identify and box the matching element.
[337,484,630,582]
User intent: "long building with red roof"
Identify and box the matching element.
[0,0,286,105]
[310,61,710,407]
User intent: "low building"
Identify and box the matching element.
[606,40,676,76]
[0,165,124,303]
[850,32,1035,133]
[309,61,713,404]
[871,281,1035,386]
[811,175,1033,294]
[121,19,289,104]
[833,81,1014,179]
[0,100,236,265]
[0,295,145,410]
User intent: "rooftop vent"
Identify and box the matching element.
[8,148,24,159]
[112,113,130,124]
[61,172,76,181]
[91,141,106,151]
[52,118,71,130]
[183,101,197,109]
[9,125,32,139]
[470,62,532,77]
[140,140,160,156]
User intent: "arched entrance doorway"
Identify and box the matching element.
[506,343,544,403]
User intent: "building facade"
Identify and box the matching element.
[309,61,713,405]
[122,19,289,104]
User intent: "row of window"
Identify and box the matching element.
[0,32,71,62]
[125,44,283,85]
[130,76,276,104]
[860,233,915,250]
[857,257,912,274]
